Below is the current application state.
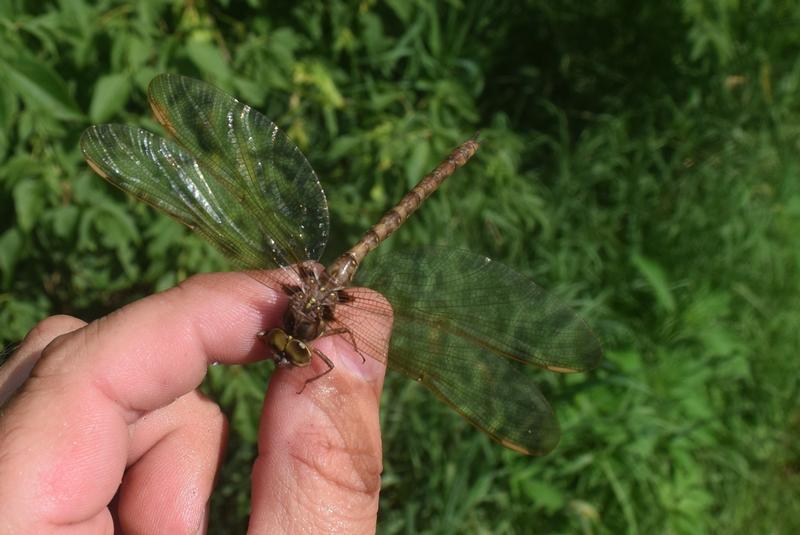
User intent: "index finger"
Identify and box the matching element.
[0,272,281,529]
[43,271,282,412]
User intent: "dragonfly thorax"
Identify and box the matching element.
[281,269,340,343]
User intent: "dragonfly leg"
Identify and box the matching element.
[320,327,366,364]
[297,348,335,394]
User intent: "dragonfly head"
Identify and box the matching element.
[258,328,312,368]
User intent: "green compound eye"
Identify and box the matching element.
[263,329,289,352]
[285,339,311,367]
[261,329,311,368]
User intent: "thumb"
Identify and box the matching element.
[248,288,391,534]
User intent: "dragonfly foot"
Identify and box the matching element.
[296,348,335,394]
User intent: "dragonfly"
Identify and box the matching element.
[80,73,601,455]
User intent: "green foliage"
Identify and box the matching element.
[1,0,799,533]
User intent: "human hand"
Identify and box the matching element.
[0,272,390,534]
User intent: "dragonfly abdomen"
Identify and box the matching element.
[326,136,480,285]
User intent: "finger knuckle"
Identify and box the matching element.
[24,315,85,347]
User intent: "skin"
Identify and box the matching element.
[0,272,391,534]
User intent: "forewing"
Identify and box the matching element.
[328,287,395,366]
[147,73,329,265]
[81,125,276,268]
[353,248,602,455]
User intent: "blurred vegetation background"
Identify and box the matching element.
[1,0,799,533]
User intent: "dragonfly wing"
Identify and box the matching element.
[394,328,559,455]
[326,287,394,365]
[147,74,328,265]
[353,247,602,455]
[81,73,329,268]
[82,125,272,268]
[328,286,559,454]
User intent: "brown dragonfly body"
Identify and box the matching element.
[262,137,481,387]
[81,73,601,455]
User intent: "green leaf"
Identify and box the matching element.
[0,86,12,160]
[0,300,47,342]
[0,84,17,131]
[89,74,131,123]
[0,130,7,162]
[523,480,566,513]
[185,41,232,82]
[0,228,22,286]
[51,205,80,238]
[385,0,413,22]
[632,253,676,312]
[126,35,152,68]
[1,54,82,121]
[295,61,344,108]
[608,349,643,373]
[13,179,46,232]
[405,140,430,186]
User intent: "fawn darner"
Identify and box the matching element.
[80,74,601,455]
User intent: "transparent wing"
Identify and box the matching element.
[328,287,395,365]
[82,125,278,267]
[80,73,329,268]
[351,247,603,455]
